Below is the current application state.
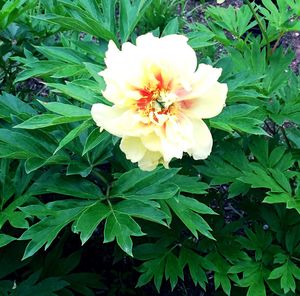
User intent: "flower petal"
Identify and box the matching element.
[181,82,228,119]
[135,33,197,81]
[138,150,165,171]
[188,119,213,160]
[91,103,152,137]
[120,137,147,163]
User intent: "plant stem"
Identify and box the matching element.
[271,32,284,54]
[92,170,109,187]
[245,0,271,57]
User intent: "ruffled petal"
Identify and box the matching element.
[91,103,152,137]
[135,33,197,82]
[138,150,165,171]
[187,119,213,160]
[181,82,228,119]
[120,137,147,163]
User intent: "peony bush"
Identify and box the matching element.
[0,0,300,295]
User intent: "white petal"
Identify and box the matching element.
[136,33,197,80]
[157,115,194,162]
[91,103,152,137]
[188,119,213,160]
[188,64,223,97]
[141,132,162,152]
[181,82,228,119]
[120,137,147,163]
[138,150,163,171]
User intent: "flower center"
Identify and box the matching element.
[135,73,176,124]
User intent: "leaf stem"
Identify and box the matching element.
[245,0,271,57]
[271,32,284,55]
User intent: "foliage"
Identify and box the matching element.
[0,0,300,295]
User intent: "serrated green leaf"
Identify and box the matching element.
[104,212,144,256]
[74,201,110,244]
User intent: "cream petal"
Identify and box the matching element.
[157,115,194,162]
[186,64,223,98]
[136,33,197,81]
[138,150,164,171]
[141,132,162,152]
[99,41,145,106]
[188,119,213,160]
[181,82,227,119]
[120,137,147,163]
[91,103,152,137]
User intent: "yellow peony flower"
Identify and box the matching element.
[91,33,227,171]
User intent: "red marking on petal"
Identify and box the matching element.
[137,97,153,109]
[180,100,194,109]
[175,88,189,97]
[155,72,164,90]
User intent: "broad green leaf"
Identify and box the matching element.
[28,173,103,199]
[20,203,89,259]
[82,129,111,155]
[170,175,209,194]
[73,201,110,244]
[111,167,180,195]
[104,212,144,256]
[38,101,91,117]
[120,0,154,42]
[47,82,101,105]
[161,17,179,36]
[114,199,168,226]
[0,234,16,248]
[14,114,90,129]
[166,195,215,239]
[54,120,93,154]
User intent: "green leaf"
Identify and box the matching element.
[170,175,209,194]
[47,82,101,105]
[269,259,300,294]
[0,92,36,118]
[35,6,116,42]
[114,199,168,226]
[83,129,111,155]
[66,160,92,178]
[161,17,179,36]
[210,104,267,135]
[111,167,179,196]
[19,201,91,259]
[124,182,179,200]
[28,172,104,199]
[207,252,232,295]
[166,195,215,239]
[35,45,91,64]
[136,257,165,291]
[165,253,183,290]
[24,155,69,174]
[84,62,106,86]
[0,129,49,158]
[0,234,16,247]
[120,0,154,42]
[104,212,144,256]
[14,114,90,129]
[73,201,110,244]
[206,5,257,38]
[38,101,91,117]
[54,120,93,154]
[179,248,212,289]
